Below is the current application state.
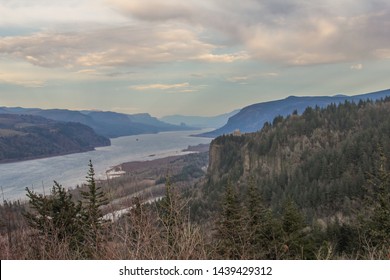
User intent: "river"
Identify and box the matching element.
[0,130,212,201]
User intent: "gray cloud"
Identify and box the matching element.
[0,25,246,69]
[107,0,390,65]
[1,0,389,69]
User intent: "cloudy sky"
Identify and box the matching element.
[0,0,389,117]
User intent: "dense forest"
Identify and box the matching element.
[1,98,390,259]
[204,98,390,215]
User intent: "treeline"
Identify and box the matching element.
[0,164,209,259]
[1,153,389,259]
[2,153,389,259]
[205,98,390,217]
[195,97,390,258]
[212,156,390,259]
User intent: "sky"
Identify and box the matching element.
[0,0,389,117]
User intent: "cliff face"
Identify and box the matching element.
[205,99,390,216]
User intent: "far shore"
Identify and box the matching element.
[105,143,209,176]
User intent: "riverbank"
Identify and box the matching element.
[90,144,210,219]
[106,143,209,179]
[0,130,212,201]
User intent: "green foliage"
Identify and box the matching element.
[214,181,312,259]
[359,149,390,255]
[203,98,390,259]
[23,160,109,258]
[80,160,109,252]
[13,97,390,260]
[214,182,246,259]
[279,197,307,259]
[244,181,281,259]
[24,182,84,254]
[206,98,390,218]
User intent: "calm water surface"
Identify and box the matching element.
[0,130,211,201]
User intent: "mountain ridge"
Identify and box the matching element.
[0,114,110,163]
[197,89,390,137]
[0,107,195,138]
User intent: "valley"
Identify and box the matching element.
[1,89,390,260]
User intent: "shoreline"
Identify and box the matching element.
[0,130,211,202]
[105,143,209,178]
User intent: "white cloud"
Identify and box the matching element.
[0,72,46,88]
[227,76,249,84]
[227,72,279,83]
[196,52,249,63]
[350,64,363,70]
[130,82,190,91]
[76,69,99,75]
[262,72,279,77]
[0,26,245,69]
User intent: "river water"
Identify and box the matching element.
[0,130,212,201]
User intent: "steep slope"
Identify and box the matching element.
[204,98,390,217]
[0,114,110,162]
[198,89,390,137]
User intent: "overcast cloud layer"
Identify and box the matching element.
[0,0,389,116]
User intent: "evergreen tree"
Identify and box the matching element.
[360,148,390,256]
[24,182,84,255]
[280,197,306,259]
[80,160,108,253]
[245,181,278,259]
[215,182,245,259]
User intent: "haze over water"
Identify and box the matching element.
[0,130,211,201]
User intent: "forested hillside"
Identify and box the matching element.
[1,99,389,260]
[198,89,390,137]
[205,98,390,217]
[190,98,390,259]
[0,114,110,162]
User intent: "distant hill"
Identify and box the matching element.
[0,108,195,138]
[197,89,390,137]
[0,114,110,162]
[160,110,240,129]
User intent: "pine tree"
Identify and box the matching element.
[360,148,390,256]
[215,182,245,259]
[24,182,84,255]
[245,181,277,259]
[80,160,108,253]
[280,197,306,259]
